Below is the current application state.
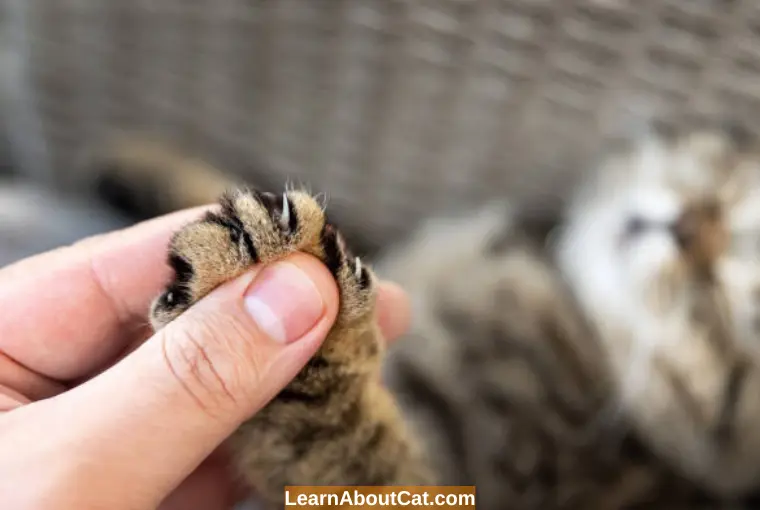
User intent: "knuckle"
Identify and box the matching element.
[159,313,264,419]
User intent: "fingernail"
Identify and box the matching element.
[244,262,325,343]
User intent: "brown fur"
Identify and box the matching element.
[378,122,760,509]
[89,122,760,509]
[85,137,234,219]
[149,188,432,507]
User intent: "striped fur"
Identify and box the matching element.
[91,122,760,509]
[150,188,433,507]
[379,122,760,509]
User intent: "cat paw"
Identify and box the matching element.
[150,187,376,331]
[150,187,430,498]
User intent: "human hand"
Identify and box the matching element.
[0,207,411,510]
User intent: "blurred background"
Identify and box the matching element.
[2,0,760,265]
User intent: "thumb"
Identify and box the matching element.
[19,253,338,508]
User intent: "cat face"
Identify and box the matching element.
[557,124,760,495]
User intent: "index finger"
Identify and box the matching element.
[0,207,210,381]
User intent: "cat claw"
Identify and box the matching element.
[279,193,291,232]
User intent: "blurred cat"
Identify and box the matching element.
[45,120,760,507]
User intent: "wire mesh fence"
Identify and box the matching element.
[9,0,760,246]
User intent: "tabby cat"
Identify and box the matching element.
[88,122,760,509]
